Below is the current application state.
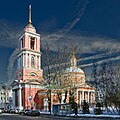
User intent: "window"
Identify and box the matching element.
[18,72,22,77]
[31,55,35,67]
[29,72,38,76]
[30,37,35,50]
[37,56,39,68]
[21,37,24,48]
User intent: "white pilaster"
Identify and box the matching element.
[88,91,90,103]
[35,55,37,68]
[82,90,84,101]
[91,92,92,104]
[12,91,15,108]
[21,39,22,49]
[80,91,81,105]
[34,38,36,50]
[28,37,30,49]
[39,56,41,69]
[76,89,78,104]
[18,57,20,69]
[29,54,31,68]
[18,85,23,110]
[23,53,24,67]
[26,53,27,68]
[20,56,21,68]
[61,93,65,104]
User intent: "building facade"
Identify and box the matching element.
[12,5,95,111]
[35,52,95,111]
[12,5,43,110]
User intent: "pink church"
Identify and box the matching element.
[12,5,95,111]
[12,5,43,110]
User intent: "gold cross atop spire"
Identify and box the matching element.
[28,4,32,24]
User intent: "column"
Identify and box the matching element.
[91,92,93,104]
[34,38,36,50]
[39,56,41,69]
[20,56,22,68]
[88,91,90,103]
[18,85,23,110]
[18,57,20,69]
[61,93,64,104]
[28,37,30,49]
[21,39,22,49]
[76,89,78,104]
[80,91,81,105]
[12,90,15,108]
[29,54,31,68]
[35,55,37,68]
[82,91,84,101]
[26,53,27,67]
[23,53,24,67]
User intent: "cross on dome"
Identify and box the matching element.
[70,50,77,67]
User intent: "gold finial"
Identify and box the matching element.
[70,50,77,67]
[72,50,75,56]
[28,4,32,24]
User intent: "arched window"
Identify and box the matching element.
[30,37,35,50]
[29,72,38,76]
[31,56,35,67]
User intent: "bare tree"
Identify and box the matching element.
[91,54,120,114]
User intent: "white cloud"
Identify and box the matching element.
[41,32,120,53]
[0,20,21,48]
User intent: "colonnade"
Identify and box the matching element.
[78,90,95,106]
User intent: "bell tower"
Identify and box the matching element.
[16,5,43,82]
[12,5,43,110]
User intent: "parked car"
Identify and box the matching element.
[26,110,40,116]
[0,109,2,114]
[19,109,30,115]
[4,109,9,113]
[14,109,20,114]
[10,109,15,113]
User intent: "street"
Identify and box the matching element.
[0,113,120,120]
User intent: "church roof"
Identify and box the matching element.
[65,66,84,74]
[65,51,84,74]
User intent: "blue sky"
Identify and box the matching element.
[0,0,120,84]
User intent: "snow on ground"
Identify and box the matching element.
[40,107,120,118]
[67,113,120,118]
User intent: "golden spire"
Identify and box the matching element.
[28,4,32,24]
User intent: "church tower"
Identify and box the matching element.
[16,5,43,82]
[12,5,43,110]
